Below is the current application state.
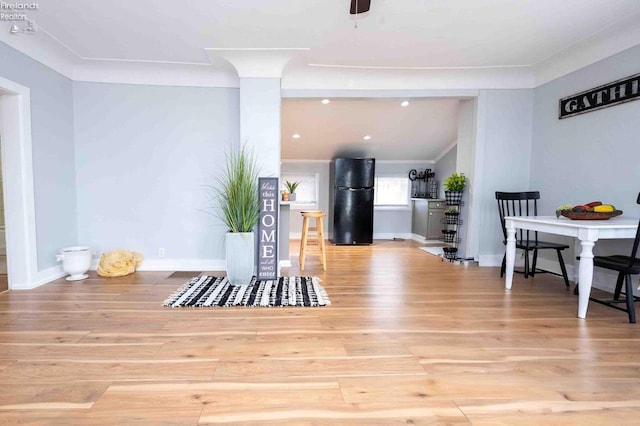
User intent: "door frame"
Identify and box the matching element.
[0,76,38,289]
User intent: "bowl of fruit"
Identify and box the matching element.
[558,201,623,220]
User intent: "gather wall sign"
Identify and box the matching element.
[559,72,640,119]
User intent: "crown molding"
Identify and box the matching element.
[533,11,640,86]
[72,60,239,88]
[0,26,77,79]
[1,15,638,89]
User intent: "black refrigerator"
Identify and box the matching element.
[331,158,375,245]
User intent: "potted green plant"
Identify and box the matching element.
[212,146,260,286]
[284,180,300,202]
[444,172,466,205]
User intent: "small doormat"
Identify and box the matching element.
[419,246,445,256]
[162,276,330,308]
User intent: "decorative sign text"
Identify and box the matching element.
[258,177,278,280]
[559,72,640,119]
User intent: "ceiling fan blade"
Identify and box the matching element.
[350,0,371,14]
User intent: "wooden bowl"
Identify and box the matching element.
[560,210,623,220]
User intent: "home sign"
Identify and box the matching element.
[258,177,278,280]
[559,72,640,119]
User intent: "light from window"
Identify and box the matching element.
[374,176,409,206]
[281,173,318,205]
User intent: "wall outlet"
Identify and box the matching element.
[158,248,165,258]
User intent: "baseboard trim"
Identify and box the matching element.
[411,234,427,244]
[11,265,66,290]
[280,260,292,267]
[373,233,414,241]
[136,258,226,271]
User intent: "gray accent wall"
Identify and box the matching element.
[73,82,239,263]
[435,146,456,199]
[475,89,534,263]
[374,162,433,237]
[531,45,640,260]
[0,41,77,270]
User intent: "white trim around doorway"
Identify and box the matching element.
[0,76,39,290]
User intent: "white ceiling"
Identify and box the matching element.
[281,98,460,161]
[4,1,639,161]
[22,0,640,71]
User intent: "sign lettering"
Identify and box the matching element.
[559,72,640,119]
[258,177,279,280]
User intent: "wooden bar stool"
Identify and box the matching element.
[299,210,327,271]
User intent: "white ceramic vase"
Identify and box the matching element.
[225,232,255,286]
[56,246,93,281]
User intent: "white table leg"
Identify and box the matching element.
[577,240,595,319]
[505,226,516,290]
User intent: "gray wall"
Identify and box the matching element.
[73,82,239,263]
[435,146,456,199]
[375,162,432,238]
[475,89,534,264]
[531,45,640,260]
[0,41,77,270]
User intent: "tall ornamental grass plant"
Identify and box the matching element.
[214,146,260,233]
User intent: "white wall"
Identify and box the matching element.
[0,41,77,271]
[73,82,239,268]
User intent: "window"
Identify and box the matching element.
[374,176,410,207]
[281,173,319,207]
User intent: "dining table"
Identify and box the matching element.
[504,215,639,319]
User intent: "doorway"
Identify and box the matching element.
[0,77,39,290]
[0,146,6,293]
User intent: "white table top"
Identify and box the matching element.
[505,215,638,230]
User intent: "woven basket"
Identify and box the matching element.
[445,191,463,205]
[444,213,459,224]
[560,210,623,220]
[441,230,457,243]
[442,247,458,260]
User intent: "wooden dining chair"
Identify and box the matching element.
[588,192,640,323]
[496,191,570,288]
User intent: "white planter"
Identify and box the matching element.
[225,232,255,286]
[56,246,93,281]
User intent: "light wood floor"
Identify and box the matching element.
[1,240,640,424]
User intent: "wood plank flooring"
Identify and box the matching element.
[1,239,640,424]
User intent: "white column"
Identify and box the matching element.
[205,49,307,277]
[239,78,281,178]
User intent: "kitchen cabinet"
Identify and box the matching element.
[411,199,428,238]
[426,200,445,239]
[412,199,445,240]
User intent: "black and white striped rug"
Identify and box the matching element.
[162,276,330,308]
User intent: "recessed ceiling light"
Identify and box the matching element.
[401,100,410,107]
[363,135,371,141]
[292,133,301,139]
[321,99,330,105]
